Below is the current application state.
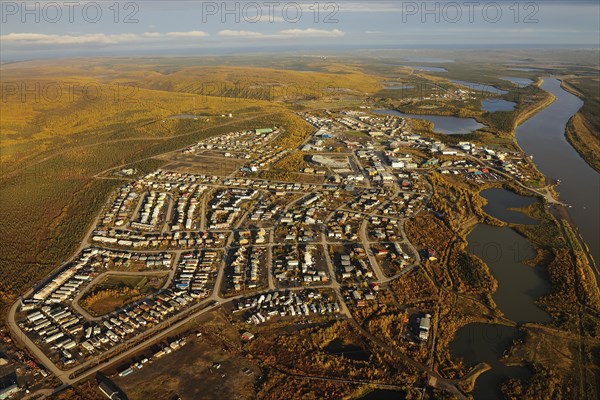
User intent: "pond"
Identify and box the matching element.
[359,389,406,399]
[500,77,533,87]
[482,99,517,113]
[480,188,538,224]
[467,224,551,324]
[324,339,371,361]
[375,109,486,135]
[451,323,532,400]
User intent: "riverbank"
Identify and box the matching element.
[512,80,556,130]
[560,79,600,173]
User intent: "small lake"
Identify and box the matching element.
[169,114,204,119]
[452,80,508,95]
[451,323,532,400]
[482,99,517,113]
[508,67,541,72]
[402,57,454,63]
[375,109,486,135]
[480,188,538,224]
[409,65,448,73]
[501,77,533,87]
[467,224,551,324]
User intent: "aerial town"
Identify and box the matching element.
[3,106,553,399]
[2,6,598,398]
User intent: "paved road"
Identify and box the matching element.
[320,233,352,319]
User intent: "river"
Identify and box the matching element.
[515,77,599,269]
[453,77,598,400]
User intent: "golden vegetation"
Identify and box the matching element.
[81,275,165,316]
[561,76,600,173]
[81,286,143,316]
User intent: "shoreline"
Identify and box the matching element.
[558,79,600,174]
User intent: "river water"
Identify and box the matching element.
[515,77,599,269]
[453,77,598,400]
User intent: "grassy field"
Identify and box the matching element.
[81,274,168,316]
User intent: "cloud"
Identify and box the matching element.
[279,28,345,38]
[0,32,141,45]
[218,30,264,37]
[165,31,209,38]
[217,28,345,40]
[1,28,343,47]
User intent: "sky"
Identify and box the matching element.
[1,0,599,60]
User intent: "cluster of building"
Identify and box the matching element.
[77,293,196,356]
[347,191,384,211]
[15,117,443,381]
[335,112,398,137]
[234,290,340,323]
[334,247,375,283]
[368,216,401,241]
[279,193,331,227]
[131,191,168,231]
[247,195,282,226]
[101,186,139,227]
[23,305,84,364]
[207,188,257,230]
[171,185,206,231]
[183,128,290,172]
[174,250,219,297]
[0,328,49,398]
[341,282,380,308]
[372,242,414,274]
[327,211,362,241]
[380,192,426,219]
[273,245,328,286]
[185,128,277,152]
[30,249,171,303]
[91,229,225,250]
[300,128,335,153]
[228,246,266,292]
[18,247,179,367]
